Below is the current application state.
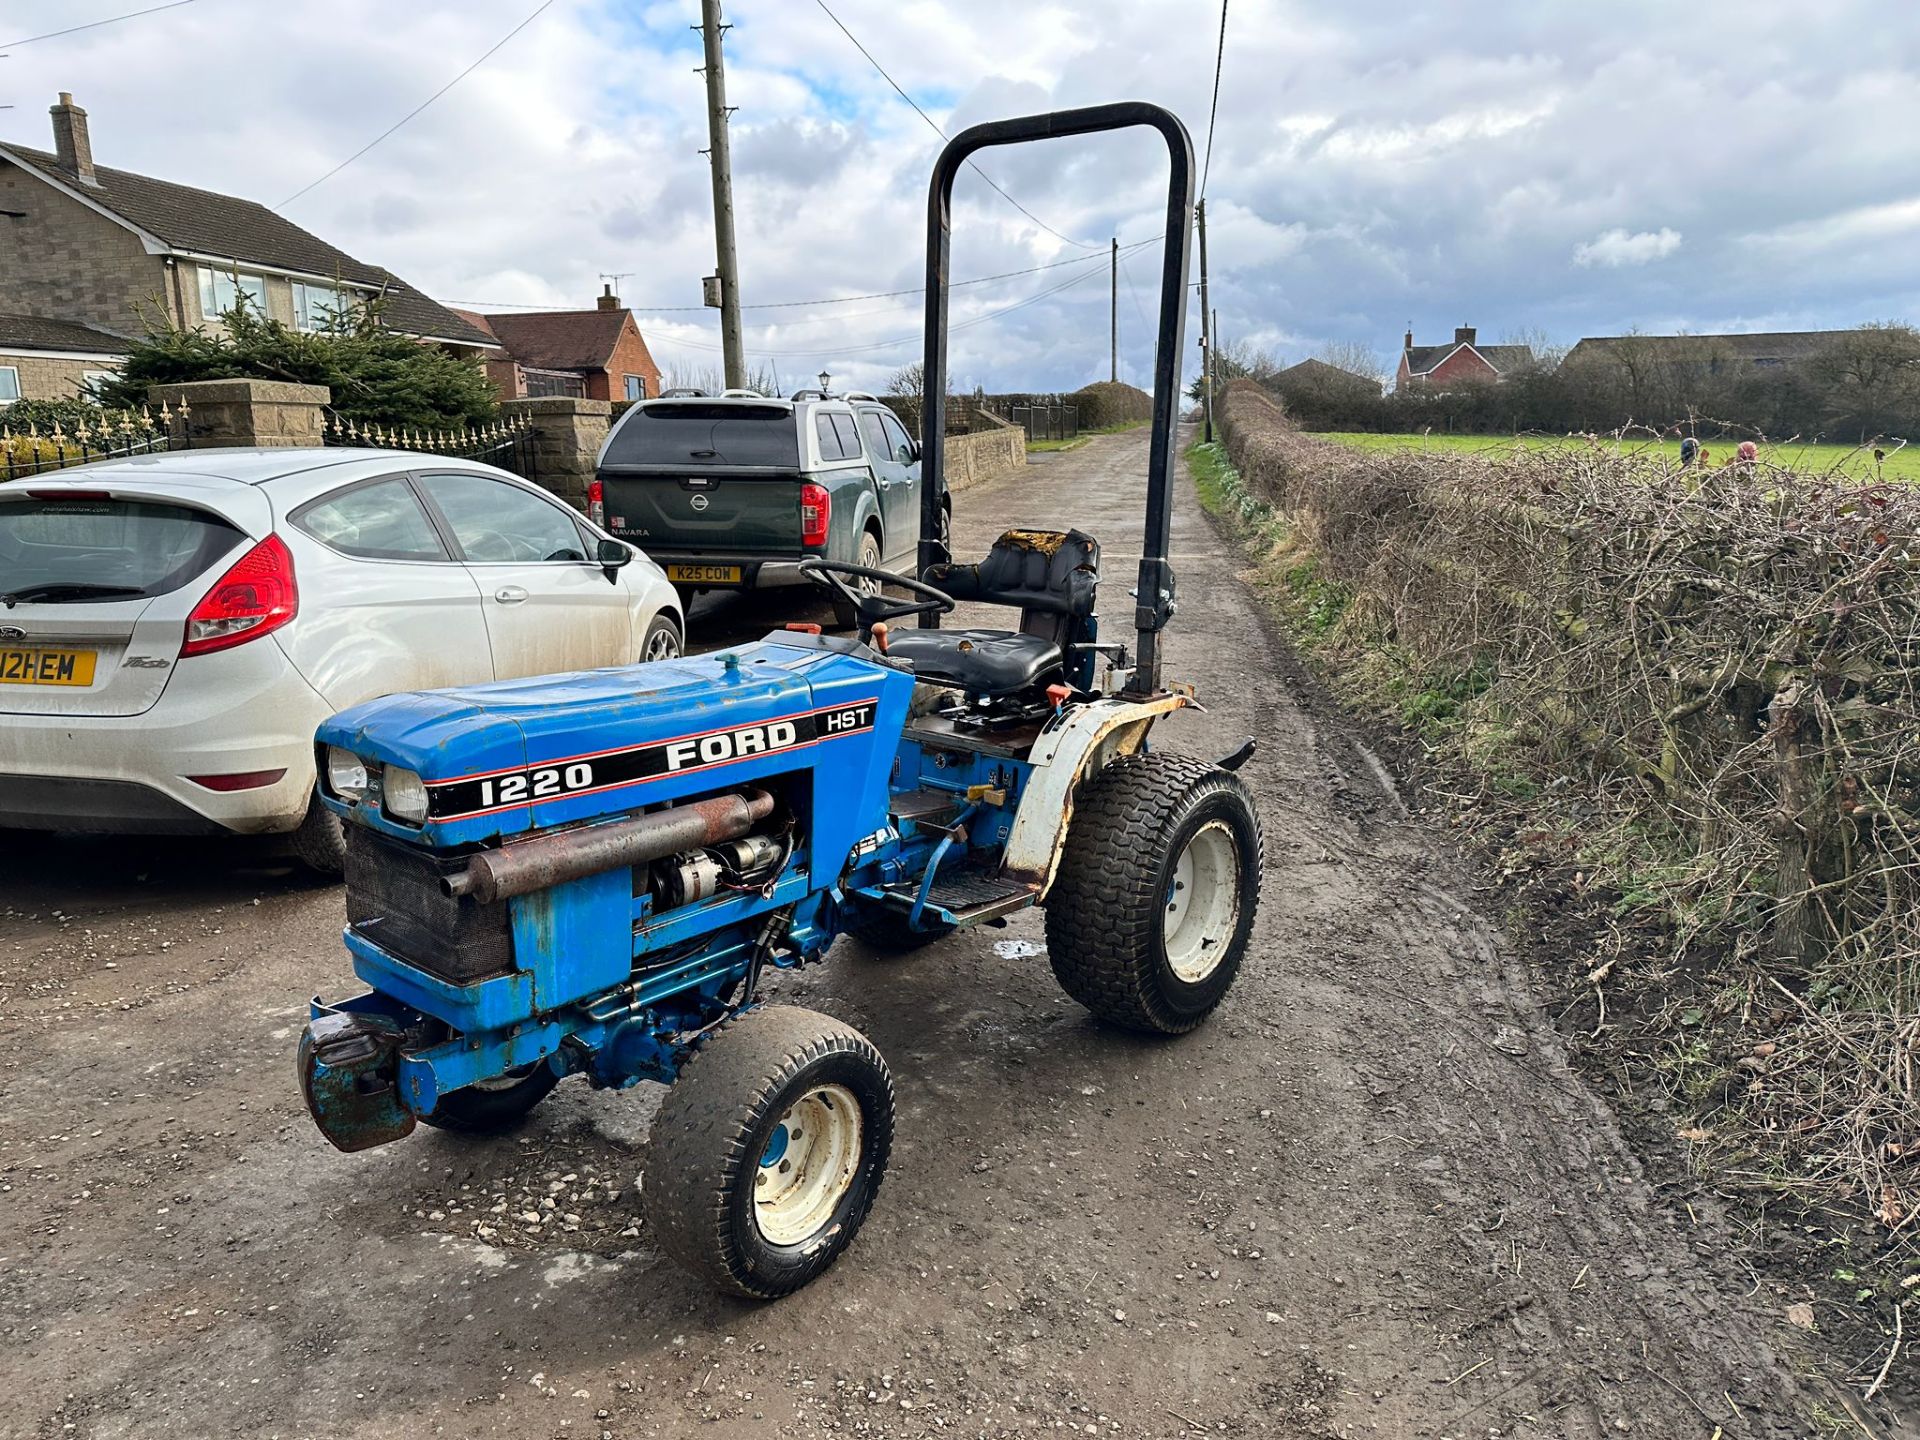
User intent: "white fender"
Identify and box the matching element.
[1001,693,1194,896]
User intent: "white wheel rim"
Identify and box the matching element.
[645,625,680,661]
[1162,820,1241,983]
[753,1083,863,1247]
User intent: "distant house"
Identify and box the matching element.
[1395,326,1534,392]
[456,287,663,403]
[1561,331,1848,374]
[0,314,133,407]
[1273,357,1380,393]
[0,91,496,403]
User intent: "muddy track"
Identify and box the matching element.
[0,428,1825,1439]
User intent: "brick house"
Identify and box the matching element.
[0,92,495,403]
[1395,326,1534,392]
[455,287,663,403]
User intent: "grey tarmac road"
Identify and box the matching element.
[0,428,1822,1440]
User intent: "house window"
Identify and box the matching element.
[624,374,646,401]
[0,366,19,404]
[79,369,117,400]
[292,281,355,332]
[198,265,267,320]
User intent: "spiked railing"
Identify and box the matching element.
[1,403,185,482]
[321,410,538,482]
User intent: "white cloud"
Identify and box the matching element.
[1572,227,1683,268]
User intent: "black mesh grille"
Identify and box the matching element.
[344,826,515,984]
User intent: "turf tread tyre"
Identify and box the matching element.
[419,1065,559,1134]
[289,788,348,877]
[1044,751,1263,1034]
[644,1006,893,1298]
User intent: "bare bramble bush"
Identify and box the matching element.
[1215,381,1920,1239]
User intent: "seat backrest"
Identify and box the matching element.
[927,529,1099,647]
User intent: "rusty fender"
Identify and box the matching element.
[443,789,775,903]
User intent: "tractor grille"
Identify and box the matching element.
[344,827,515,984]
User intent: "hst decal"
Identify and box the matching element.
[424,700,880,820]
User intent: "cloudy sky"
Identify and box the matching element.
[4,0,1917,393]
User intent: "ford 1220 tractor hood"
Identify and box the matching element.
[317,637,909,849]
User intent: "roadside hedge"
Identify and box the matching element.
[1214,378,1920,1237]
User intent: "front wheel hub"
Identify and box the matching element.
[752,1083,863,1247]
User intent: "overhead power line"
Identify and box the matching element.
[277,0,554,209]
[2,0,200,49]
[1200,0,1229,200]
[812,0,1103,252]
[451,240,1158,315]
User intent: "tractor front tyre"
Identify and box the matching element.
[644,1006,894,1299]
[419,1064,560,1135]
[1044,752,1263,1035]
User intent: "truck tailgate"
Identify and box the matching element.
[600,472,800,553]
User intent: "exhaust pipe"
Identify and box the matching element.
[443,789,775,904]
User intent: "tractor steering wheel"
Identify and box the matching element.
[799,558,955,640]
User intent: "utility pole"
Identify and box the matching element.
[698,0,746,389]
[1196,198,1213,443]
[1110,237,1118,383]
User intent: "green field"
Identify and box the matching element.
[1315,431,1920,481]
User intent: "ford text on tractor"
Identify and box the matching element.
[299,102,1262,1298]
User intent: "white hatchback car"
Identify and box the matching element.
[0,447,682,871]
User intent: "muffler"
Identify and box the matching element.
[442,788,775,904]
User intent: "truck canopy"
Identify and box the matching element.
[600,402,799,472]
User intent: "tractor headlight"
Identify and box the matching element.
[326,745,370,802]
[383,766,429,824]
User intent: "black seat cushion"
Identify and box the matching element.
[926,529,1099,620]
[886,628,1062,696]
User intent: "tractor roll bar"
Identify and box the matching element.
[916,101,1196,697]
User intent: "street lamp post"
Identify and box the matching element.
[817,369,832,394]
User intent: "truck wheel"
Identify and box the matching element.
[1044,752,1262,1034]
[843,906,947,954]
[831,532,885,629]
[644,1006,894,1298]
[289,787,347,878]
[420,1065,559,1134]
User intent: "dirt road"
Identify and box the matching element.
[0,429,1822,1438]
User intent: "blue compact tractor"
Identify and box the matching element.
[299,102,1261,1297]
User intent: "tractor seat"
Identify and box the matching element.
[886,628,1061,696]
[889,528,1099,699]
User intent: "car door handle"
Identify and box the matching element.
[493,585,529,605]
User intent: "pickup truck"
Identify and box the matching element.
[592,392,936,625]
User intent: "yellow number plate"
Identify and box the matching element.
[0,647,98,686]
[666,564,743,585]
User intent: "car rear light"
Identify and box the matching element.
[587,479,605,527]
[181,534,298,657]
[800,483,830,547]
[187,768,289,792]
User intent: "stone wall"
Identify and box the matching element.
[943,412,1027,492]
[501,395,610,509]
[147,378,328,448]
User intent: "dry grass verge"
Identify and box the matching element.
[1202,379,1920,1278]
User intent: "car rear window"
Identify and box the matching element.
[602,404,799,469]
[0,496,244,601]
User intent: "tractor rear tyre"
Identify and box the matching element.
[420,1065,559,1134]
[644,1006,894,1299]
[1044,752,1262,1034]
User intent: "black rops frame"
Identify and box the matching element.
[915,102,1196,697]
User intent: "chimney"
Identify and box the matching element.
[596,283,621,312]
[1454,325,1476,347]
[50,93,98,187]
[1404,327,1414,351]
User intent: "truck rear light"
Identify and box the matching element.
[181,534,299,657]
[587,479,605,527]
[187,768,289,792]
[800,483,830,547]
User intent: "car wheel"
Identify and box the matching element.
[641,612,684,662]
[289,787,347,878]
[832,531,885,630]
